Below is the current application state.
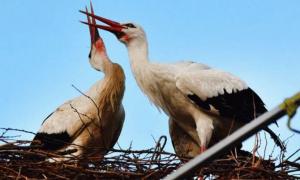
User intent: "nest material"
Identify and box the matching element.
[0,128,299,179]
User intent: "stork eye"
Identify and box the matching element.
[125,23,136,28]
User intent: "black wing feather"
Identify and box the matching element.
[31,131,71,151]
[188,87,285,150]
[189,88,267,122]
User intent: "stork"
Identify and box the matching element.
[168,118,201,159]
[31,5,125,161]
[81,12,284,155]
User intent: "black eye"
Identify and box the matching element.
[125,23,136,28]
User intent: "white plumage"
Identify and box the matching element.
[32,5,125,161]
[82,12,284,157]
[176,68,247,99]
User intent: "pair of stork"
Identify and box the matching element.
[32,4,283,162]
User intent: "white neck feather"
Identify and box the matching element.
[127,38,149,73]
[90,52,112,74]
[126,37,165,111]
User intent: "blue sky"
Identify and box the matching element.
[0,1,299,157]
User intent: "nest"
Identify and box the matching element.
[0,128,299,179]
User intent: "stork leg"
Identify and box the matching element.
[195,115,212,180]
[192,146,207,180]
[200,145,207,154]
[194,114,213,155]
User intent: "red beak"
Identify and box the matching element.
[85,4,100,45]
[84,2,108,58]
[80,9,125,37]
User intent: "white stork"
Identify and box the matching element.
[81,12,284,155]
[31,5,125,160]
[168,118,201,159]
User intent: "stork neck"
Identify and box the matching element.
[98,63,125,114]
[101,57,113,74]
[127,39,149,70]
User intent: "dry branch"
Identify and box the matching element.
[0,128,299,179]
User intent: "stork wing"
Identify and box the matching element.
[175,68,267,122]
[109,106,125,149]
[32,99,94,151]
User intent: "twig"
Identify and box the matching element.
[0,128,299,179]
[71,84,107,148]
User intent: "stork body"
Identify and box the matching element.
[128,58,248,153]
[130,46,282,154]
[81,12,284,155]
[32,6,125,160]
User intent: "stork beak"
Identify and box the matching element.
[84,2,108,60]
[85,3,100,45]
[80,9,125,39]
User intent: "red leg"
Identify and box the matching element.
[200,145,207,153]
[197,146,207,180]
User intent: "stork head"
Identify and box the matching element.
[85,4,108,72]
[115,22,146,45]
[80,11,146,46]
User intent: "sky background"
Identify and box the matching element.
[0,0,299,158]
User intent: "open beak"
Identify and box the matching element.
[85,3,100,45]
[80,8,125,38]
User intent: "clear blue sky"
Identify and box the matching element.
[0,1,299,157]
